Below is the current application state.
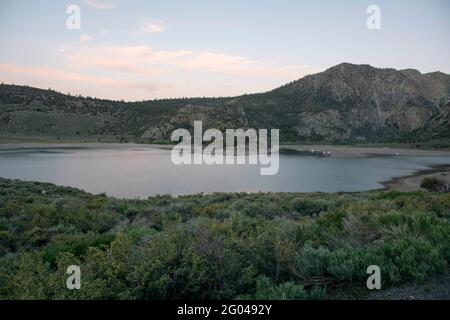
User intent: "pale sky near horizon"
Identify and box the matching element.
[0,0,449,101]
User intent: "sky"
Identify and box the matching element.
[0,0,449,101]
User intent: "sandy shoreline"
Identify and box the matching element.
[381,164,450,192]
[1,142,450,156]
[282,144,450,158]
[0,142,174,152]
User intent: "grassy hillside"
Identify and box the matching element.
[1,63,449,144]
[0,178,449,299]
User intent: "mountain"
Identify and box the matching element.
[1,63,449,143]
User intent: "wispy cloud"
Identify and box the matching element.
[139,21,165,34]
[0,63,165,100]
[0,63,133,87]
[79,34,90,43]
[63,45,312,78]
[85,0,114,10]
[2,43,314,100]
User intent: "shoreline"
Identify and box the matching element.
[1,142,450,157]
[381,164,450,192]
[0,142,175,152]
[281,144,450,158]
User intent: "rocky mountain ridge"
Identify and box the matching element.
[1,63,449,143]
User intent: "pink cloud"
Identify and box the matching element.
[1,44,315,100]
[139,21,165,33]
[0,63,165,100]
[1,64,127,86]
[62,45,313,78]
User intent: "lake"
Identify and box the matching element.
[0,144,449,198]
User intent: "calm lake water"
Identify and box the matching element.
[0,145,449,198]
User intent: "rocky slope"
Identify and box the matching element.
[1,63,449,143]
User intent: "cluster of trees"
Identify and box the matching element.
[0,178,449,299]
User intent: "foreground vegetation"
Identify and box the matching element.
[0,178,449,299]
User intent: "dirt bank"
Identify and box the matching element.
[382,164,450,192]
[283,145,450,158]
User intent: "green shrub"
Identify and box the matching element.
[420,177,448,192]
[1,178,450,300]
[290,198,330,216]
[238,276,308,300]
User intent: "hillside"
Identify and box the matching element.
[1,63,449,144]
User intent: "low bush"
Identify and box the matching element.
[420,177,448,192]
